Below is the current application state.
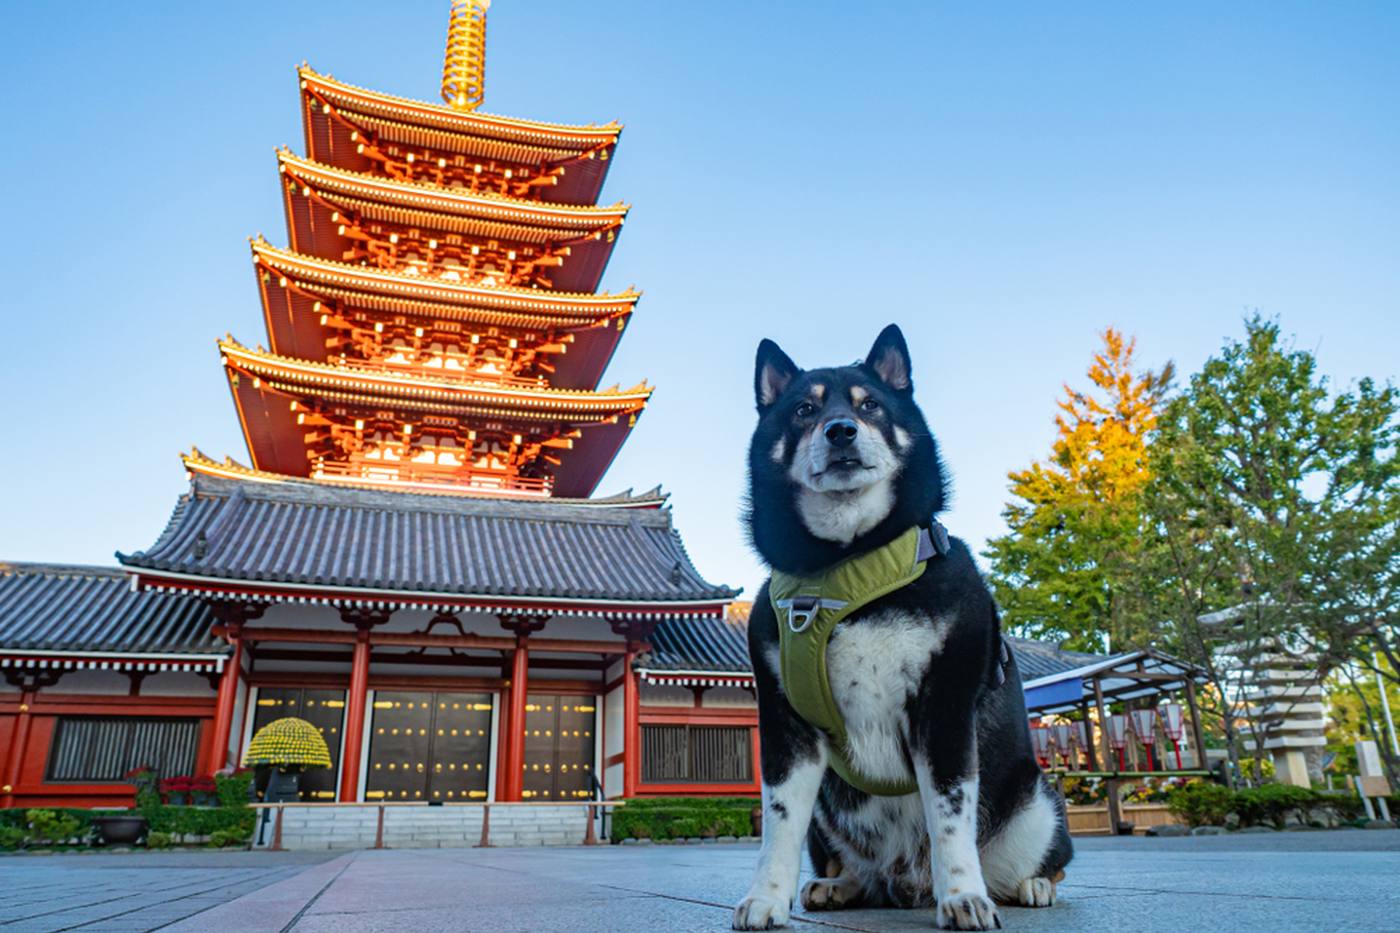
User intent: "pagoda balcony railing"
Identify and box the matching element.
[332,356,549,390]
[312,460,553,496]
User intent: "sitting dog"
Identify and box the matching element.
[733,325,1072,931]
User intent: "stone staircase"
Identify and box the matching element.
[252,803,609,850]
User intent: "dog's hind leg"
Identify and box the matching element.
[980,781,1071,909]
[799,828,865,911]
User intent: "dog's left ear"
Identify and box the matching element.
[865,324,913,392]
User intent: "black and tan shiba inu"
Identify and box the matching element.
[733,325,1072,931]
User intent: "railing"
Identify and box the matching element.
[249,799,625,851]
[312,461,552,496]
[333,355,550,390]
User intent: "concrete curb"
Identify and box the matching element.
[161,852,356,932]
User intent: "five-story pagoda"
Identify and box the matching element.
[207,0,646,498]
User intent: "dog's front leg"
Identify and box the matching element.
[911,715,1000,931]
[733,749,827,930]
[734,613,828,931]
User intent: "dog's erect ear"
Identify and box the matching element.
[865,324,913,392]
[754,339,801,410]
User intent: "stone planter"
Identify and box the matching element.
[93,815,148,846]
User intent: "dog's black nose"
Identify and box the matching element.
[824,419,858,448]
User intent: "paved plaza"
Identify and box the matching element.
[1,831,1397,932]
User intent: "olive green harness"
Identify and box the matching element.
[770,521,951,797]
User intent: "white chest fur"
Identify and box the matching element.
[825,609,952,785]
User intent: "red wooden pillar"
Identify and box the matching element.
[0,686,36,808]
[339,631,372,802]
[502,634,530,801]
[623,641,640,798]
[497,614,548,802]
[338,608,391,802]
[204,602,264,775]
[205,635,244,774]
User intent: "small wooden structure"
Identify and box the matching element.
[1021,648,1212,835]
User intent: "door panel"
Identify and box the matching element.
[365,691,493,802]
[521,694,596,800]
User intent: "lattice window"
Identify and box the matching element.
[46,717,201,782]
[641,725,752,784]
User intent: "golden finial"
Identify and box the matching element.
[442,0,490,111]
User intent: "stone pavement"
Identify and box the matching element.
[2,831,1397,932]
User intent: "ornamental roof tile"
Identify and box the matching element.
[118,475,738,606]
[0,563,219,655]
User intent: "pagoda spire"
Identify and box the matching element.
[443,0,490,111]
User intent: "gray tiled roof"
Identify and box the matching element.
[643,613,751,673]
[118,475,738,604]
[1006,637,1102,681]
[0,563,220,654]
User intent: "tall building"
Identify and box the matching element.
[1,2,750,813]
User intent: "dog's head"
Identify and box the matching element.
[746,324,945,574]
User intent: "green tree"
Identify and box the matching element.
[1142,315,1399,785]
[984,329,1174,652]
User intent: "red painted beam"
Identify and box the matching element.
[227,625,633,656]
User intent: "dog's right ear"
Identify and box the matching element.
[754,339,800,411]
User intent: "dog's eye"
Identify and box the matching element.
[860,398,881,412]
[794,401,817,418]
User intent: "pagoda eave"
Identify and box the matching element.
[298,67,622,153]
[222,349,646,497]
[181,449,668,508]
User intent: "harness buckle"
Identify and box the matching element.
[777,596,848,633]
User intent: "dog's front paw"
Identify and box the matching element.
[1015,877,1056,907]
[733,893,790,930]
[936,892,1001,930]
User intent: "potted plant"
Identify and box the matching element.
[91,812,148,846]
[242,717,333,803]
[190,776,219,806]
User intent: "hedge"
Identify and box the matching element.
[1167,783,1389,829]
[610,797,759,842]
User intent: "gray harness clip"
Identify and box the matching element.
[776,596,849,633]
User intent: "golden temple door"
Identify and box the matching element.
[520,694,596,800]
[364,691,493,802]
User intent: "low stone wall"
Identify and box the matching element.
[253,803,604,851]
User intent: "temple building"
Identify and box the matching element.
[0,1,752,809]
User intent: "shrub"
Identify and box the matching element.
[610,797,758,842]
[1166,782,1234,828]
[1233,784,1315,828]
[215,770,255,807]
[0,825,26,849]
[25,808,84,846]
[145,831,172,849]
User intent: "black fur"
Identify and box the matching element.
[742,324,1072,921]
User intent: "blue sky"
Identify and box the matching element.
[1,1,1396,599]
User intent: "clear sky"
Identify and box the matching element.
[1,1,1396,600]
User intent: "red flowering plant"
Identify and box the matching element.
[159,775,194,805]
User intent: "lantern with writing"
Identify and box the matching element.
[1129,708,1159,771]
[1053,722,1078,769]
[1030,725,1053,768]
[1159,703,1185,770]
[1077,720,1093,766]
[1106,713,1130,770]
